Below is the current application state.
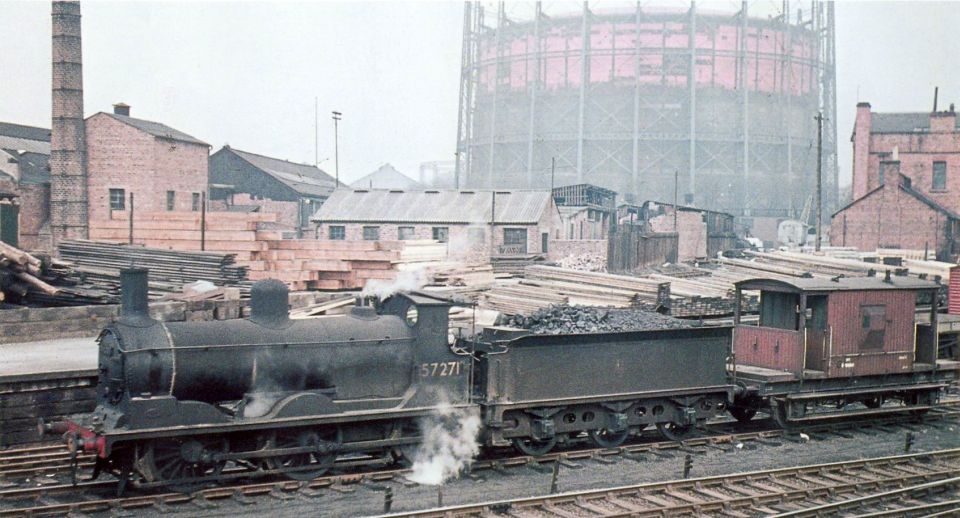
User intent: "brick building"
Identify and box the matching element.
[209,146,337,236]
[619,201,737,261]
[0,122,53,249]
[86,104,210,223]
[831,174,959,259]
[313,189,560,261]
[833,102,960,259]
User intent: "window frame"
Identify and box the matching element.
[398,226,416,241]
[109,188,126,211]
[933,161,947,191]
[431,226,449,243]
[166,190,175,211]
[362,226,380,241]
[328,225,346,240]
[191,192,201,212]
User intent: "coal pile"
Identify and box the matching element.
[501,304,692,334]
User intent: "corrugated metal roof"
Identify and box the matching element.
[102,113,208,146]
[312,189,552,224]
[230,148,337,198]
[871,112,960,133]
[736,276,939,293]
[350,164,424,190]
[0,122,50,143]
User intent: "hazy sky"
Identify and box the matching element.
[2,1,959,188]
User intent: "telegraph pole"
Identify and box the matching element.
[674,168,679,232]
[815,112,824,252]
[332,111,342,188]
[550,157,556,193]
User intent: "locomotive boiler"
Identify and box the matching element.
[55,269,473,487]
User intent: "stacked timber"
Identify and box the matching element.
[0,242,115,306]
[89,211,279,261]
[490,254,545,276]
[58,240,249,298]
[243,240,399,291]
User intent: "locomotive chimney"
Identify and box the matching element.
[249,279,290,327]
[119,268,153,326]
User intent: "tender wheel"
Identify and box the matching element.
[729,407,757,423]
[589,428,629,448]
[512,436,557,456]
[264,427,341,481]
[138,437,226,492]
[771,402,794,429]
[656,422,694,441]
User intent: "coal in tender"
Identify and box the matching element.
[500,305,693,334]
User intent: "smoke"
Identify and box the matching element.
[362,267,427,299]
[243,355,283,418]
[405,401,482,486]
[446,223,488,262]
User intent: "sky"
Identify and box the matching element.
[2,1,960,188]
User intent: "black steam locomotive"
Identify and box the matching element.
[47,269,958,491]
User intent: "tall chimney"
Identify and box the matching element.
[50,1,89,243]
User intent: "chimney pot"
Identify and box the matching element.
[113,103,130,116]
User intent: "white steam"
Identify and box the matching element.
[362,268,428,299]
[406,402,482,486]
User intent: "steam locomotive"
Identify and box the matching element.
[46,268,959,491]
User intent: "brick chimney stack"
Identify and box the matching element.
[50,1,89,242]
[851,102,872,200]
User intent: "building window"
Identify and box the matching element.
[191,192,201,211]
[504,228,527,245]
[109,188,125,210]
[398,226,416,240]
[432,227,449,243]
[933,161,947,190]
[328,225,345,240]
[362,226,380,240]
[166,191,175,211]
[879,161,899,186]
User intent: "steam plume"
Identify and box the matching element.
[406,402,482,485]
[362,268,427,299]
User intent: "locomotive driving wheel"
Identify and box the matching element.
[264,427,342,480]
[138,437,227,492]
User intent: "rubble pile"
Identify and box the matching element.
[501,304,692,334]
[555,253,606,272]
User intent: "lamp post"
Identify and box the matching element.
[332,111,342,188]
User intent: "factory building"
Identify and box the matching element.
[209,146,337,236]
[313,189,560,261]
[455,1,838,242]
[832,101,960,259]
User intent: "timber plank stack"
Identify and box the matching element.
[58,240,249,298]
[0,241,116,306]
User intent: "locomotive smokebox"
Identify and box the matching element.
[250,279,289,327]
[119,268,153,327]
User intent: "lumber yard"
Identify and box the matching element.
[1,2,960,518]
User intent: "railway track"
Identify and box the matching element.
[391,448,960,517]
[1,405,957,517]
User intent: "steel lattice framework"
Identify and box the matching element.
[455,1,839,219]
